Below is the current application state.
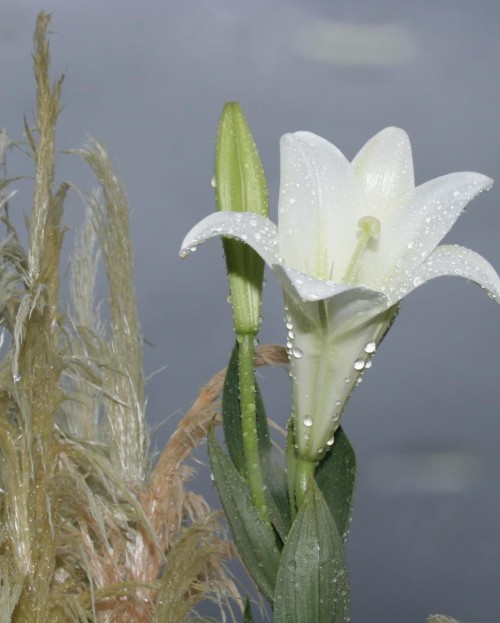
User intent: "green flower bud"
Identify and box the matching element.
[215,102,268,336]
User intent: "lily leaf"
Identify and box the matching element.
[264,461,291,542]
[222,340,271,477]
[273,479,350,623]
[315,426,356,540]
[208,430,280,601]
[243,597,255,623]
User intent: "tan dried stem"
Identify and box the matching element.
[135,345,288,591]
[1,10,289,623]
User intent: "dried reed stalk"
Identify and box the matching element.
[0,13,291,623]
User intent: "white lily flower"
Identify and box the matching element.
[181,128,500,460]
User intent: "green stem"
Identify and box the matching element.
[295,456,316,508]
[238,333,271,528]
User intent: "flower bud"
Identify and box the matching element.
[215,102,268,335]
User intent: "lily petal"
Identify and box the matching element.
[180,211,281,267]
[279,132,362,282]
[286,292,393,459]
[359,171,493,289]
[275,265,387,325]
[385,244,500,304]
[352,126,415,216]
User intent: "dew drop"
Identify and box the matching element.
[292,346,303,359]
[365,360,372,369]
[326,436,335,446]
[335,399,341,406]
[344,376,351,384]
[210,176,217,188]
[288,198,295,205]
[303,415,313,427]
[13,373,21,383]
[353,358,365,371]
[364,341,376,353]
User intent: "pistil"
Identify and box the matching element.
[342,216,380,283]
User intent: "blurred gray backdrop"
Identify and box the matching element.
[2,2,499,622]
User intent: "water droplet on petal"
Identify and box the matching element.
[326,436,335,446]
[303,415,313,427]
[210,176,217,188]
[13,373,21,383]
[292,347,303,359]
[364,341,376,354]
[353,358,365,371]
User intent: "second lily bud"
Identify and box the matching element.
[215,102,269,336]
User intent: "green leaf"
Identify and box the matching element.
[273,480,350,623]
[222,342,246,474]
[315,426,356,540]
[264,461,291,543]
[243,597,255,623]
[208,430,280,601]
[285,417,298,521]
[222,340,272,477]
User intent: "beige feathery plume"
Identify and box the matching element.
[0,12,289,623]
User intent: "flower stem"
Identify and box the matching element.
[238,333,271,528]
[295,455,316,508]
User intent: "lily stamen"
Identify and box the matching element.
[342,216,381,283]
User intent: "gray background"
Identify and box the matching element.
[1,2,499,622]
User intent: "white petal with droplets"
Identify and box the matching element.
[279,131,362,282]
[180,211,281,266]
[385,244,500,304]
[273,265,388,325]
[359,171,493,289]
[352,126,415,217]
[285,292,391,458]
